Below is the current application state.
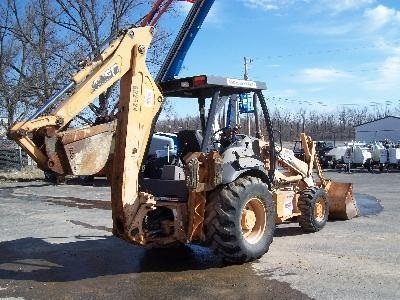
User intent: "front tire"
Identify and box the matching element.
[204,176,275,264]
[298,187,329,232]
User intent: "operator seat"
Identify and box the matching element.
[177,130,203,159]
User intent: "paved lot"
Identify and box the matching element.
[0,170,399,299]
[254,170,399,300]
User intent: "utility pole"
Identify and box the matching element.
[243,57,252,80]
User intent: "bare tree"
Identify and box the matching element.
[0,0,74,126]
[0,0,177,129]
[0,1,36,125]
[50,0,174,121]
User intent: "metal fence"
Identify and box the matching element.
[0,139,33,170]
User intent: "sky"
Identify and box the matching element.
[159,0,400,116]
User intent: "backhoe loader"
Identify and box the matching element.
[8,24,358,263]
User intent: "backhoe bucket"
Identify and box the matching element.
[327,182,359,220]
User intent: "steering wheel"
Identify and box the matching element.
[212,125,240,147]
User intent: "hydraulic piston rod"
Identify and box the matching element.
[28,81,74,121]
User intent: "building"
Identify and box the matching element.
[355,116,400,143]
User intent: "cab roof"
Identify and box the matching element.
[159,75,267,98]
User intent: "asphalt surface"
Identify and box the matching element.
[0,170,399,299]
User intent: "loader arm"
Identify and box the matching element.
[274,133,317,187]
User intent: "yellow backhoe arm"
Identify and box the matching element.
[110,34,163,241]
[8,26,161,172]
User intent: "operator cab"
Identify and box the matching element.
[159,75,272,154]
[141,75,275,186]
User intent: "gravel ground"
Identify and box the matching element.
[0,166,44,182]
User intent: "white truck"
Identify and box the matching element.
[379,142,400,171]
[342,142,372,170]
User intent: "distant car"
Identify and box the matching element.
[293,140,334,167]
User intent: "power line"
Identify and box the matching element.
[261,41,400,61]
[264,65,400,79]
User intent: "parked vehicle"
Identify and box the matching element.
[7,0,357,264]
[363,141,385,171]
[293,140,334,168]
[379,141,400,171]
[343,143,372,170]
[324,146,347,168]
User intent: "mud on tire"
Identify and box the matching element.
[204,176,275,264]
[298,187,329,232]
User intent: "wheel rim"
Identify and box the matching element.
[241,197,267,244]
[314,196,326,222]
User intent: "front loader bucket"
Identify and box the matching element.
[327,182,359,220]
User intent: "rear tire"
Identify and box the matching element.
[298,187,329,232]
[204,176,275,264]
